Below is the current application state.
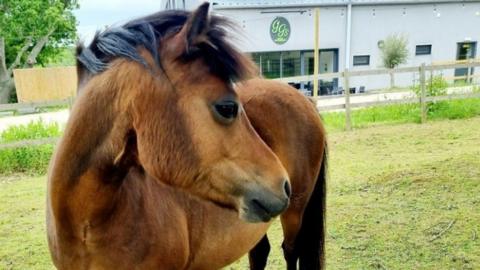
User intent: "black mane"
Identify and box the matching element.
[77,9,250,82]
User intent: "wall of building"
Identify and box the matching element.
[349,2,480,90]
[213,1,480,91]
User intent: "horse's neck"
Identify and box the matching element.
[48,85,132,231]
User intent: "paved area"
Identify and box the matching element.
[316,91,415,110]
[0,86,474,132]
[0,109,70,133]
[315,85,474,111]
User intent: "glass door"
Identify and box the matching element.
[301,49,339,95]
[454,42,476,82]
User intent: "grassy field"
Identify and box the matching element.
[322,98,480,132]
[1,117,480,269]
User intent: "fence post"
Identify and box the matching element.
[467,59,472,84]
[68,96,74,111]
[419,63,427,123]
[344,69,352,131]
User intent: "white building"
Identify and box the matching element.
[170,0,480,94]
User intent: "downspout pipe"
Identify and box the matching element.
[345,2,352,70]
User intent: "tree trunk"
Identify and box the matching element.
[1,36,33,104]
[0,37,12,104]
[390,70,395,89]
[0,79,14,104]
[0,37,7,80]
[8,37,32,73]
[24,28,55,68]
[1,30,54,103]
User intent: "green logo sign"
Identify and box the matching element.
[270,17,290,45]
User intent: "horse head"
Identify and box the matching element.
[70,3,290,222]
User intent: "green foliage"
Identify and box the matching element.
[0,120,61,175]
[472,85,480,93]
[380,34,409,69]
[322,98,480,132]
[412,75,449,112]
[0,0,78,66]
[44,46,76,67]
[0,144,54,175]
[427,98,480,120]
[0,120,61,142]
[412,75,448,97]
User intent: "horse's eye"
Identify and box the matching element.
[213,100,239,124]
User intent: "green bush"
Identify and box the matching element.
[412,75,449,113]
[323,98,480,132]
[0,120,61,175]
[472,85,480,94]
[0,145,54,175]
[0,120,61,142]
[412,75,448,97]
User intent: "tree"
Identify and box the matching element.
[0,0,78,103]
[379,33,409,89]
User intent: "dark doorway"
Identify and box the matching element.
[455,42,476,83]
[301,48,339,95]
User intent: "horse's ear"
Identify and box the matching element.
[76,44,90,92]
[166,3,212,58]
[185,2,210,49]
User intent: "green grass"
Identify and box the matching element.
[0,176,52,270]
[322,98,480,132]
[0,120,60,175]
[0,120,61,143]
[2,117,480,269]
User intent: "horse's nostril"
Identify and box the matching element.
[283,180,291,198]
[252,199,271,215]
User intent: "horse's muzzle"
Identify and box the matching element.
[240,180,290,223]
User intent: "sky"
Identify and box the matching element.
[74,0,166,43]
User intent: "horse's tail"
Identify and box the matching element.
[298,142,328,269]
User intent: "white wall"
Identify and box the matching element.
[214,2,480,90]
[350,2,480,90]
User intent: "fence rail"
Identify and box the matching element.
[274,60,480,83]
[0,137,59,150]
[275,60,480,130]
[316,92,480,112]
[1,60,480,151]
[0,98,72,112]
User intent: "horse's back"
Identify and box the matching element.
[238,78,327,269]
[238,78,326,186]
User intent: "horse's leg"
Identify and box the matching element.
[297,150,327,270]
[280,209,303,270]
[248,234,270,270]
[281,149,327,270]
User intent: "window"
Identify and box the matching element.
[251,51,301,78]
[353,55,370,66]
[416,45,432,55]
[282,51,301,77]
[260,52,281,79]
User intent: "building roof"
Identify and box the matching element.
[211,0,479,9]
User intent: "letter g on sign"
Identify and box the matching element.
[270,17,291,45]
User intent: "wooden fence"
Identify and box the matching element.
[0,98,72,113]
[274,60,480,130]
[13,66,77,102]
[1,61,480,150]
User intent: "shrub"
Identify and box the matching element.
[322,98,480,131]
[380,34,409,69]
[0,145,54,175]
[412,75,448,97]
[412,75,448,113]
[0,119,61,142]
[0,120,61,175]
